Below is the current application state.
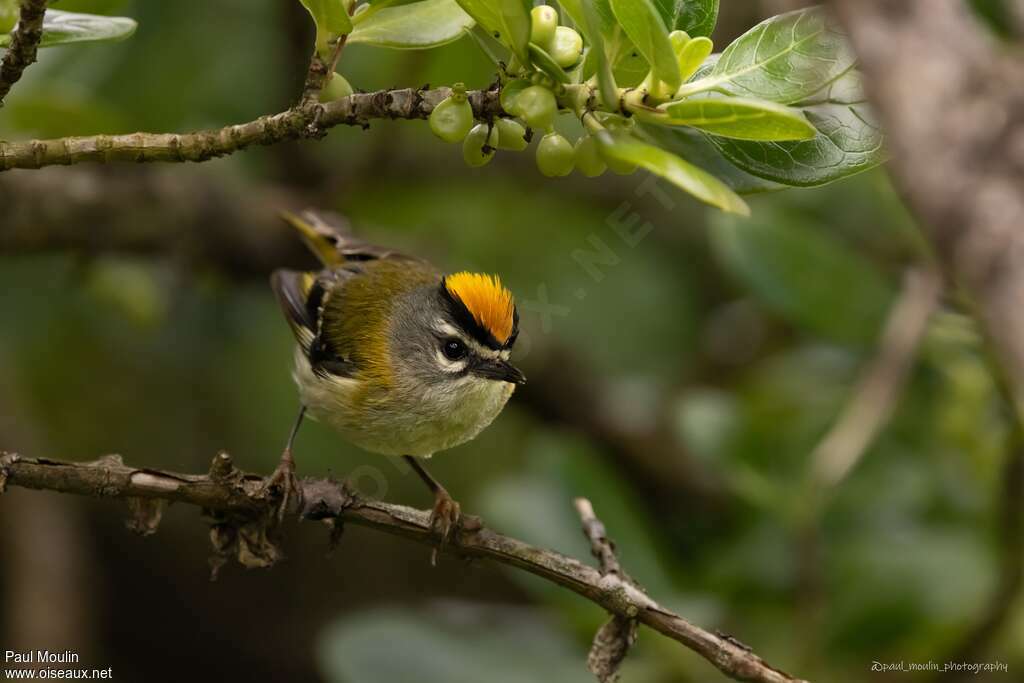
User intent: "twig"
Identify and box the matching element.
[0,87,503,172]
[810,268,942,489]
[298,4,352,108]
[0,0,47,106]
[576,498,639,683]
[0,452,809,683]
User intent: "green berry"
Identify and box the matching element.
[500,79,530,114]
[319,72,354,103]
[536,132,574,177]
[495,118,528,151]
[430,95,474,143]
[515,85,557,131]
[549,26,583,69]
[0,4,17,34]
[463,123,498,167]
[530,5,558,48]
[573,135,606,177]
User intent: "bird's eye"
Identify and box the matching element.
[442,338,468,360]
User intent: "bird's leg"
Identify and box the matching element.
[263,405,307,524]
[402,455,461,565]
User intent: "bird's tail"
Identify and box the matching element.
[279,210,352,267]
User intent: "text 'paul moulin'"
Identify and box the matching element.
[5,651,80,664]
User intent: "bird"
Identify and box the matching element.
[267,210,525,554]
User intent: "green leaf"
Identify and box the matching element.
[455,0,530,64]
[298,0,353,53]
[0,10,137,49]
[677,35,713,81]
[710,209,894,345]
[528,43,571,83]
[596,131,749,215]
[650,96,816,141]
[349,0,473,49]
[711,70,885,186]
[681,7,855,104]
[561,0,617,110]
[610,0,681,89]
[652,0,719,37]
[640,123,784,194]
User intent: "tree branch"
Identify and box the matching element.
[0,87,503,172]
[0,0,47,107]
[831,0,1024,422]
[0,451,807,683]
[576,498,639,683]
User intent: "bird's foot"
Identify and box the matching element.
[429,486,463,566]
[261,448,302,525]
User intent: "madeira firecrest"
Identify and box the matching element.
[267,211,525,549]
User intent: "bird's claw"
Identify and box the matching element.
[429,487,462,566]
[261,449,302,526]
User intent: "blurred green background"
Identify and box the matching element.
[1,1,1021,682]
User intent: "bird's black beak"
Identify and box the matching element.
[474,358,527,385]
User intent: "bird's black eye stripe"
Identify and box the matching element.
[441,337,468,360]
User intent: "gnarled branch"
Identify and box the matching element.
[0,0,47,106]
[0,87,503,172]
[0,451,808,683]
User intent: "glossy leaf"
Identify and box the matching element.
[528,42,572,83]
[455,0,530,63]
[711,70,885,186]
[0,9,137,49]
[711,209,894,345]
[651,96,816,141]
[610,0,681,89]
[677,35,713,81]
[681,7,855,104]
[641,124,784,194]
[299,0,352,53]
[653,0,719,36]
[596,131,749,215]
[349,0,473,49]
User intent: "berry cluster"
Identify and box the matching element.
[428,5,636,178]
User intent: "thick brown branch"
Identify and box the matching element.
[0,452,807,683]
[831,0,1024,421]
[0,0,47,106]
[0,87,503,172]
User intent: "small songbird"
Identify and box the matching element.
[268,210,525,546]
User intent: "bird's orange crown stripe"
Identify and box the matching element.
[444,272,515,344]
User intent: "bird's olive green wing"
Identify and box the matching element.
[270,268,358,378]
